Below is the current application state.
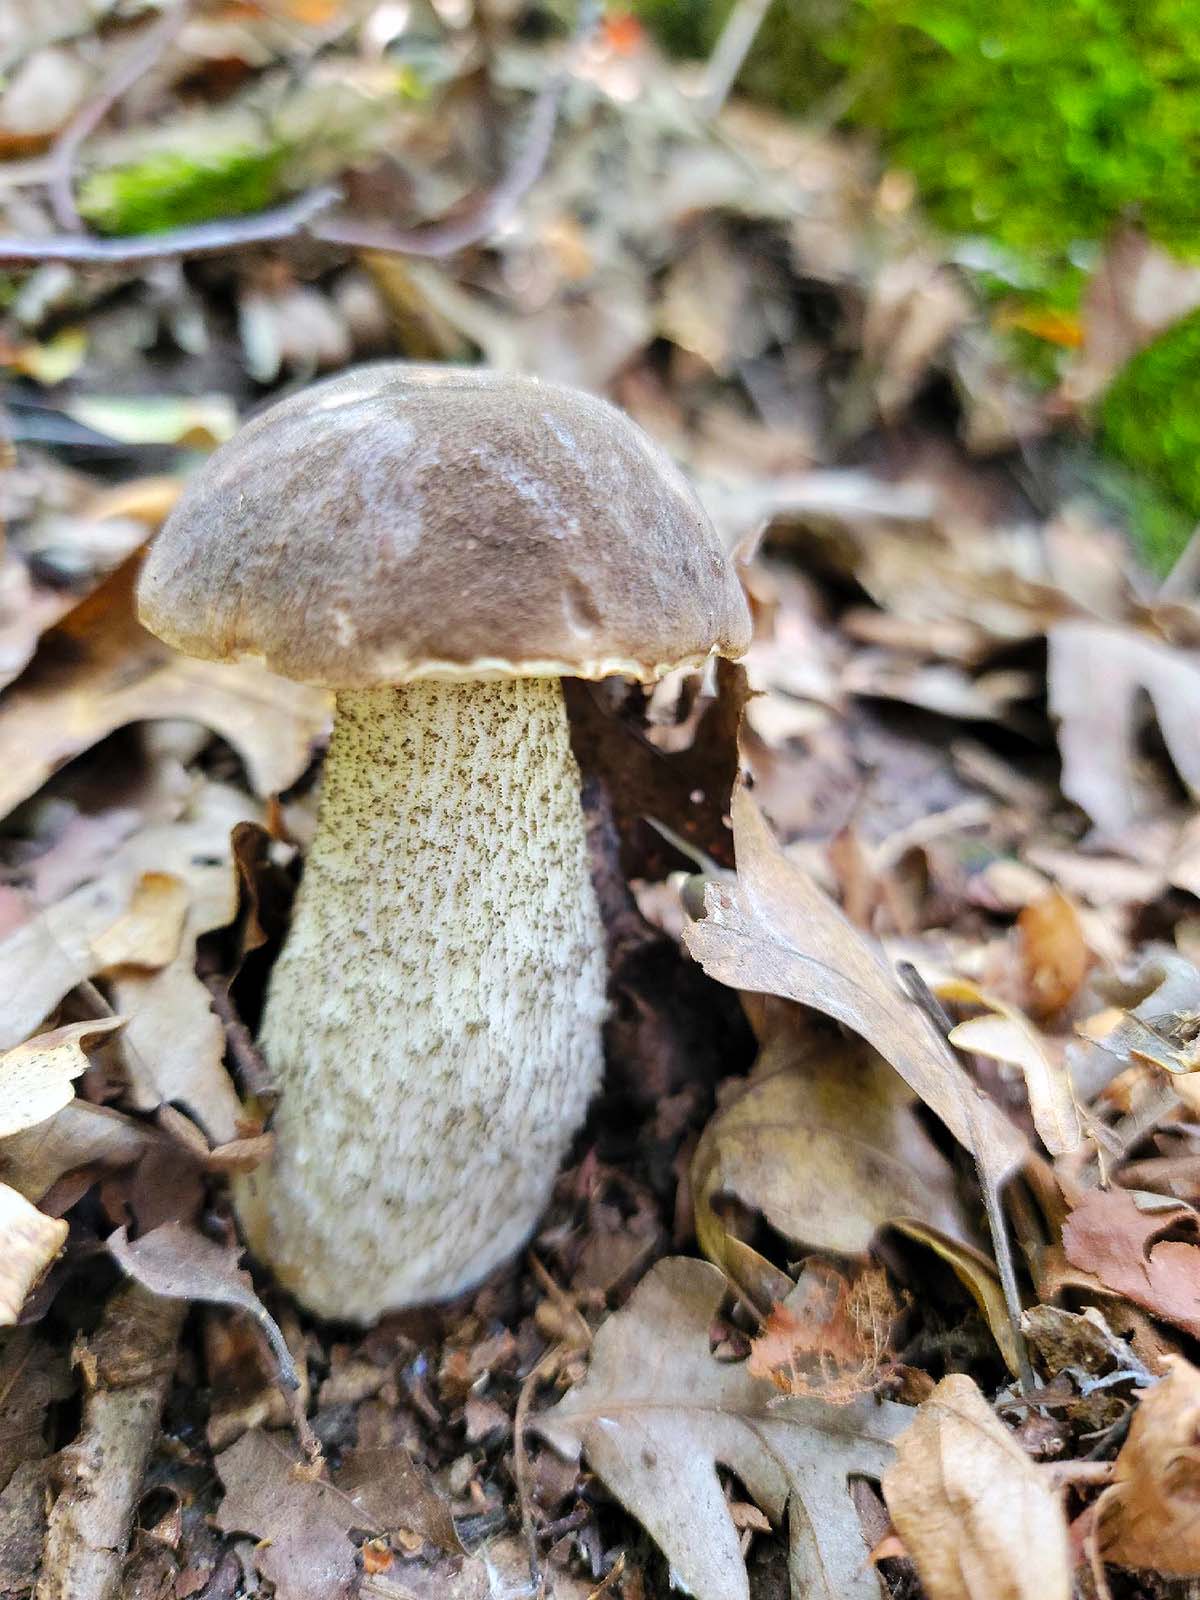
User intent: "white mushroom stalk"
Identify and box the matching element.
[235,678,607,1320]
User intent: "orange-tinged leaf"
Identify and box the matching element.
[1098,1356,1200,1575]
[1062,1188,1200,1339]
[1018,889,1089,1016]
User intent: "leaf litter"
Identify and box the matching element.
[0,4,1198,1598]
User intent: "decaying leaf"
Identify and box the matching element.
[0,782,255,1141]
[1062,1188,1200,1339]
[0,1018,124,1138]
[109,1222,298,1392]
[336,1447,464,1556]
[216,1430,356,1600]
[1048,622,1200,833]
[940,980,1082,1155]
[894,1220,1023,1377]
[882,1373,1071,1600]
[215,1429,465,1600]
[88,871,188,972]
[747,1264,896,1403]
[683,785,1027,1188]
[0,1183,68,1323]
[0,1101,149,1203]
[1097,1356,1200,1575]
[1018,890,1090,1017]
[0,555,330,820]
[538,1256,912,1600]
[693,1025,971,1308]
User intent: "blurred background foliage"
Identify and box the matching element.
[635,0,1200,564]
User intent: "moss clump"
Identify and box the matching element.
[78,142,291,234]
[636,0,1200,293]
[1099,311,1200,568]
[74,68,421,237]
[837,0,1200,295]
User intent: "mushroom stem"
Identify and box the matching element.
[235,677,607,1321]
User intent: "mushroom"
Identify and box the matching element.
[137,364,751,1322]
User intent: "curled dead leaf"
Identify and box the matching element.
[1097,1356,1200,1575]
[0,1018,124,1138]
[0,1183,68,1323]
[940,979,1082,1156]
[683,784,1027,1187]
[89,871,188,972]
[882,1373,1071,1600]
[693,1025,972,1311]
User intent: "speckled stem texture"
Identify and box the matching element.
[235,678,607,1321]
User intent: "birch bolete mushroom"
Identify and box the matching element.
[137,364,751,1321]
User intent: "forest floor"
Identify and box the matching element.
[1,5,1200,1599]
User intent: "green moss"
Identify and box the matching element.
[1099,311,1200,568]
[632,0,1200,568]
[78,142,291,234]
[74,69,422,238]
[835,0,1200,290]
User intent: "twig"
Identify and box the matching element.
[697,0,775,120]
[897,961,1036,1395]
[310,0,600,256]
[513,1347,565,1600]
[0,0,602,269]
[1159,522,1200,600]
[47,1,192,232]
[203,974,277,1101]
[35,1282,185,1600]
[0,185,341,265]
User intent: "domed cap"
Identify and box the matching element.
[137,364,751,687]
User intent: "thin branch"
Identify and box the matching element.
[0,185,341,265]
[697,0,774,120]
[0,0,601,269]
[897,960,1036,1396]
[47,1,193,232]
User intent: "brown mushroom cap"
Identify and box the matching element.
[137,364,751,686]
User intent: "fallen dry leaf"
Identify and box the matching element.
[1018,890,1090,1017]
[683,784,1027,1188]
[0,782,255,1141]
[0,1101,149,1204]
[940,979,1082,1156]
[1048,622,1200,833]
[747,1264,896,1403]
[0,1183,68,1323]
[88,871,188,972]
[863,253,972,421]
[215,1430,356,1600]
[1097,1356,1200,1575]
[693,1025,972,1308]
[538,1256,912,1600]
[109,1222,298,1392]
[0,555,330,819]
[1062,1188,1200,1339]
[882,1372,1071,1600]
[0,1018,124,1138]
[336,1447,464,1556]
[894,1220,1023,1377]
[215,1430,467,1599]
